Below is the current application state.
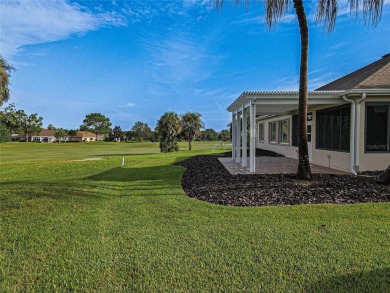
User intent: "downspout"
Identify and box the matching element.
[342,95,357,175]
[355,93,366,172]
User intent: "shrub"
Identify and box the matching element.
[0,124,11,143]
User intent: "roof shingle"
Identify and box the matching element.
[316,53,390,90]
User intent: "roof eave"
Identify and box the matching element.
[344,88,390,96]
[227,90,345,112]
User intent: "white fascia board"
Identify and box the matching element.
[227,90,345,112]
[344,89,390,96]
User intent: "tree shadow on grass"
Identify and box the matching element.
[87,164,185,182]
[1,159,190,210]
[306,268,390,292]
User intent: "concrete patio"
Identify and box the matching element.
[219,157,349,175]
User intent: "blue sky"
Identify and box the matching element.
[1,0,390,131]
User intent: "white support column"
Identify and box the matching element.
[235,111,241,163]
[231,112,235,161]
[242,106,247,167]
[249,102,256,173]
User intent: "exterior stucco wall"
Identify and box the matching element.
[257,103,353,172]
[255,97,390,172]
[358,96,390,171]
[257,114,298,159]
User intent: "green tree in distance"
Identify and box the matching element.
[181,112,204,151]
[156,112,182,153]
[47,124,56,130]
[67,129,77,141]
[20,113,43,142]
[201,128,219,141]
[54,128,66,141]
[216,0,385,180]
[131,121,153,142]
[219,129,231,141]
[0,103,24,134]
[0,55,15,107]
[0,123,11,143]
[80,113,112,140]
[112,125,123,141]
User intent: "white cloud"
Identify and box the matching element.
[0,0,126,59]
[125,102,136,107]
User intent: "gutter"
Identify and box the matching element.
[342,95,357,175]
[355,93,366,171]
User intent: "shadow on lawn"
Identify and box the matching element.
[87,165,183,182]
[87,156,190,182]
[306,268,390,292]
[1,157,190,210]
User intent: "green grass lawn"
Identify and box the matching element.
[1,142,389,292]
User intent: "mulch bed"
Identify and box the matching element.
[174,154,390,207]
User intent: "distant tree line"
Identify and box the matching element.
[0,103,43,142]
[0,105,230,146]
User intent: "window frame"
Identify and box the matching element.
[278,119,289,145]
[268,119,290,145]
[258,123,265,143]
[269,121,278,144]
[365,102,390,153]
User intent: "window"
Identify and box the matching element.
[269,122,277,143]
[258,123,264,142]
[269,119,289,144]
[366,103,390,152]
[279,119,289,144]
[316,105,350,151]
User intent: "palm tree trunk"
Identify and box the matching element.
[293,0,312,180]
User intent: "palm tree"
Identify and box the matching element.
[156,112,182,153]
[0,55,15,107]
[181,112,204,151]
[216,0,385,180]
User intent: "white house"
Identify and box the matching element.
[228,53,390,173]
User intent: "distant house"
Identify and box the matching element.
[16,129,57,142]
[228,53,390,173]
[13,129,105,143]
[69,131,98,142]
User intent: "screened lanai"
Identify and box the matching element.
[227,90,344,173]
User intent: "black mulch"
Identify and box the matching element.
[218,148,285,158]
[173,154,390,207]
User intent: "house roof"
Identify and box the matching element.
[33,129,55,137]
[75,131,96,138]
[227,54,390,113]
[316,53,390,90]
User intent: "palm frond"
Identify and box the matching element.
[362,0,384,26]
[265,0,290,29]
[348,0,383,26]
[315,0,338,33]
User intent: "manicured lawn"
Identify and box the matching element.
[1,142,389,292]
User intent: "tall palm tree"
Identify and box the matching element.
[157,112,183,153]
[216,0,385,180]
[0,55,15,107]
[181,112,204,151]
